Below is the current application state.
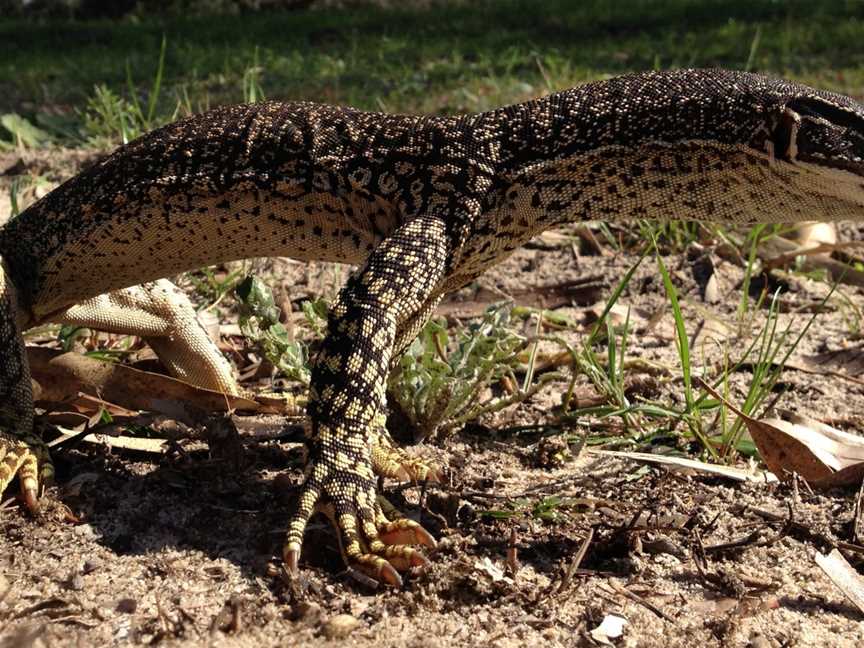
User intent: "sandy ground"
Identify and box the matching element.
[1,150,864,647]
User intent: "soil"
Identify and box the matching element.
[2,150,864,647]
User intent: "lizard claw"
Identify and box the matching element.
[282,451,436,587]
[379,521,437,550]
[371,562,403,588]
[0,431,52,513]
[282,544,301,575]
[21,479,39,513]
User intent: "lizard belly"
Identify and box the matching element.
[22,181,401,320]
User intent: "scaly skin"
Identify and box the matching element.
[2,69,864,585]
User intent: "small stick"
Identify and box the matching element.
[506,528,520,575]
[608,580,676,624]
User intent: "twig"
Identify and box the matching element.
[854,480,864,545]
[506,528,520,575]
[608,579,676,624]
[731,503,864,557]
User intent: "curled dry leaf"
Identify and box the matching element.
[589,614,627,645]
[789,221,838,249]
[585,301,651,329]
[698,380,864,487]
[702,272,720,304]
[474,557,513,585]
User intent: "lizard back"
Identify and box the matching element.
[0,100,470,321]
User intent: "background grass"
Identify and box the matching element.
[2,0,864,132]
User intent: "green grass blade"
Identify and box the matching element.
[585,244,650,347]
[652,231,692,410]
[146,35,167,127]
[124,60,145,124]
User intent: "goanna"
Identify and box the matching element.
[2,69,864,586]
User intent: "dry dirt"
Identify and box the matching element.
[2,150,864,647]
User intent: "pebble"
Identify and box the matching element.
[115,598,138,614]
[321,614,361,640]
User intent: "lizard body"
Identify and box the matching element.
[2,69,864,585]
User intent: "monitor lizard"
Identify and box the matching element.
[2,68,864,587]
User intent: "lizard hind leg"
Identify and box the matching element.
[0,258,52,511]
[55,278,239,395]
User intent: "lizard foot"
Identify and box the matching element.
[370,425,444,483]
[0,429,53,511]
[283,445,436,587]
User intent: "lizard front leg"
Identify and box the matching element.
[0,258,51,510]
[283,214,453,586]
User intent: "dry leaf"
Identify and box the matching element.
[589,614,627,645]
[703,272,720,304]
[585,302,643,328]
[789,221,838,249]
[592,449,777,483]
[196,308,223,345]
[474,557,513,584]
[528,227,607,255]
[53,428,168,454]
[855,482,864,545]
[39,411,92,430]
[800,347,864,378]
[756,234,864,287]
[28,346,257,415]
[62,472,101,497]
[699,380,864,487]
[689,597,740,615]
[27,346,297,419]
[437,276,605,318]
[814,549,864,616]
[692,315,733,348]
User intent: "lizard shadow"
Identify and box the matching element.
[55,424,598,592]
[53,431,344,581]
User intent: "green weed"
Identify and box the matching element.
[388,303,575,442]
[81,36,170,145]
[186,265,248,306]
[481,494,587,524]
[232,276,576,440]
[234,274,327,386]
[0,113,51,150]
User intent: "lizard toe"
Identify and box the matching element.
[282,469,435,586]
[282,478,322,574]
[351,555,403,588]
[0,431,51,513]
[378,519,437,550]
[337,506,420,587]
[370,428,443,483]
[360,513,432,573]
